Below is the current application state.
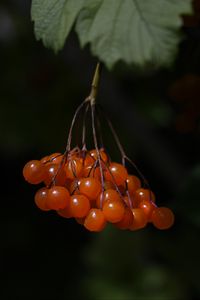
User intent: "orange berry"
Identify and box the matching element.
[69,195,90,218]
[129,208,148,230]
[23,160,45,184]
[44,163,67,186]
[151,207,175,230]
[57,206,73,218]
[103,199,125,223]
[83,165,101,179]
[96,189,121,208]
[125,175,141,194]
[89,149,108,163]
[46,186,70,210]
[65,158,83,180]
[79,178,101,201]
[84,208,106,232]
[34,188,50,211]
[105,162,128,186]
[139,200,155,219]
[69,179,81,194]
[134,188,155,207]
[114,207,133,229]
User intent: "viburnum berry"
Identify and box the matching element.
[69,194,90,218]
[79,177,101,201]
[84,208,106,232]
[23,160,45,184]
[103,199,125,223]
[114,207,133,229]
[134,188,155,207]
[65,158,83,180]
[23,63,175,233]
[125,175,141,194]
[46,186,70,210]
[129,208,148,231]
[151,207,175,230]
[34,187,50,211]
[105,162,128,186]
[57,206,73,218]
[138,200,155,219]
[44,163,67,186]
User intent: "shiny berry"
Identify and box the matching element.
[23,160,45,184]
[46,186,70,210]
[69,195,90,218]
[129,208,148,230]
[151,207,175,230]
[79,178,101,200]
[84,208,106,232]
[34,188,50,211]
[103,199,125,223]
[114,207,133,229]
[105,162,128,186]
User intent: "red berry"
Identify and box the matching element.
[79,178,101,201]
[57,206,73,218]
[139,200,155,219]
[89,149,108,163]
[69,195,90,218]
[23,160,45,184]
[103,199,125,223]
[151,207,174,230]
[129,208,148,230]
[65,158,83,180]
[105,162,128,186]
[34,188,50,211]
[84,208,106,232]
[46,186,70,210]
[114,207,133,229]
[125,175,141,194]
[134,188,155,207]
[44,163,67,186]
[96,189,121,208]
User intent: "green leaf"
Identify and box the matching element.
[31,0,192,69]
[75,0,192,69]
[31,0,85,51]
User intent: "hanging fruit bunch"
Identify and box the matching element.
[23,64,174,232]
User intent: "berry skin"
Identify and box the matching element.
[23,160,45,184]
[129,208,148,230]
[83,165,101,179]
[103,199,125,223]
[65,158,83,180]
[134,188,155,207]
[46,186,70,210]
[139,200,155,219]
[125,175,141,194]
[34,188,50,211]
[69,195,90,218]
[151,207,175,230]
[96,189,121,209]
[79,178,101,201]
[48,153,63,164]
[105,163,128,186]
[57,206,73,218]
[84,208,106,232]
[114,207,133,229]
[44,163,67,186]
[69,179,81,195]
[89,149,108,163]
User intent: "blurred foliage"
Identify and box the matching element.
[1,1,200,300]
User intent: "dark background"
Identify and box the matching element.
[1,1,200,300]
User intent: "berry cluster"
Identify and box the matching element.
[23,63,174,232]
[23,148,174,232]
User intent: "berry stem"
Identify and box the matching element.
[88,62,102,104]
